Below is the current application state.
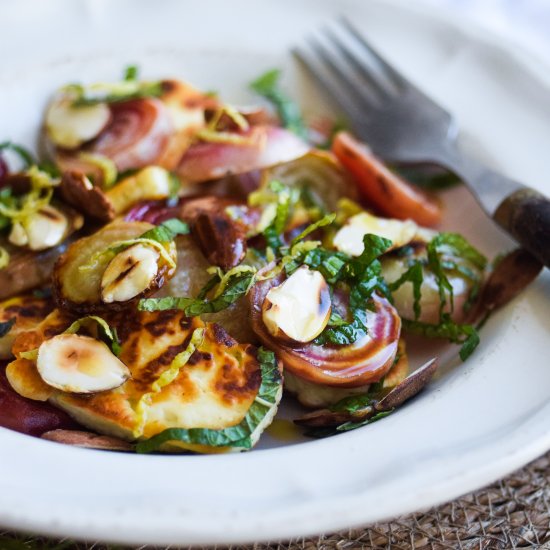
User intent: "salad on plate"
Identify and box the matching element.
[0,66,539,454]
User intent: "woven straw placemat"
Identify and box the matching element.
[3,451,550,549]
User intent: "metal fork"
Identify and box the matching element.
[294,18,550,268]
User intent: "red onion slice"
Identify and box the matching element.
[176,125,310,184]
[89,98,173,172]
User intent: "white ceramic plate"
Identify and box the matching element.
[1,0,550,545]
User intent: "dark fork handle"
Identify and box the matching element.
[494,189,550,267]
[438,146,550,268]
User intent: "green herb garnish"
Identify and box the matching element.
[71,77,164,107]
[262,181,300,251]
[290,213,336,246]
[388,233,485,361]
[140,218,189,243]
[123,64,139,81]
[306,235,392,346]
[403,317,480,361]
[388,261,424,320]
[0,141,35,169]
[250,69,308,139]
[139,266,256,317]
[304,409,394,439]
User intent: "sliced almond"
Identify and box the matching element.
[101,243,160,303]
[37,333,130,393]
[262,266,331,343]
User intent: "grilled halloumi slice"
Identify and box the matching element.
[0,294,54,359]
[7,309,282,453]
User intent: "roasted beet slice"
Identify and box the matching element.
[0,366,78,436]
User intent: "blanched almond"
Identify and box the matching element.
[262,266,331,343]
[45,96,111,149]
[101,243,160,303]
[37,333,130,393]
[25,206,71,251]
[9,206,75,251]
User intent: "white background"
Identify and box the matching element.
[425,0,550,57]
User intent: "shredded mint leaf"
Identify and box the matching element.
[0,141,35,169]
[427,232,486,319]
[0,317,15,338]
[0,189,14,230]
[196,274,221,300]
[138,296,194,312]
[432,233,487,271]
[124,64,139,81]
[139,270,255,316]
[337,409,394,432]
[136,347,282,452]
[314,311,367,346]
[326,311,347,327]
[349,234,393,277]
[263,181,299,251]
[250,69,308,139]
[304,409,394,438]
[73,81,164,107]
[37,161,61,178]
[329,393,376,414]
[289,247,348,282]
[349,262,391,304]
[388,261,424,320]
[402,316,480,361]
[111,327,123,357]
[140,218,189,243]
[64,315,122,357]
[458,327,480,361]
[290,213,335,246]
[294,235,392,346]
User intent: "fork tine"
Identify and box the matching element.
[339,16,412,91]
[292,47,371,123]
[306,36,380,109]
[322,26,395,100]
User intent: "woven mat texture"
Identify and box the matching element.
[3,451,550,550]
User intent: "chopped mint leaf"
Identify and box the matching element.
[250,69,308,139]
